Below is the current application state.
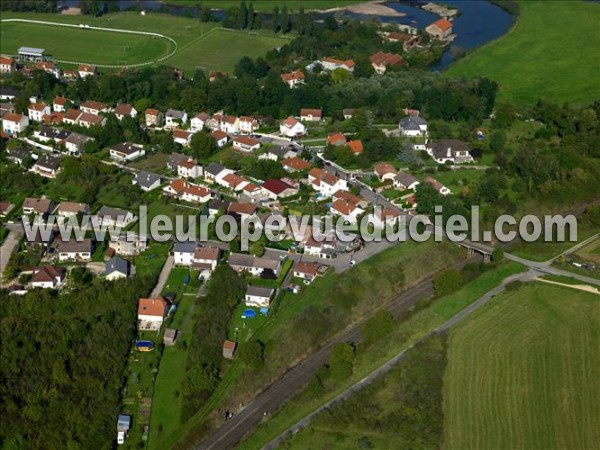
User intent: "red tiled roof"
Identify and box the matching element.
[64,108,81,121]
[31,266,65,283]
[138,297,167,317]
[28,102,47,112]
[331,199,356,216]
[223,173,246,188]
[282,157,311,171]
[115,103,134,116]
[145,108,160,116]
[281,116,299,128]
[300,108,322,118]
[347,139,364,154]
[295,261,319,276]
[386,32,413,42]
[80,100,107,111]
[327,132,347,145]
[223,340,237,350]
[0,56,14,65]
[212,130,228,140]
[173,129,192,140]
[79,112,104,124]
[228,202,257,216]
[53,97,67,106]
[2,112,24,123]
[370,51,404,67]
[374,162,397,177]
[262,179,293,195]
[281,70,305,82]
[333,189,363,207]
[234,136,261,147]
[429,18,453,32]
[194,247,220,261]
[323,57,355,68]
[78,64,96,73]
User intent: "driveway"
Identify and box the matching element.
[150,255,174,298]
[0,227,23,285]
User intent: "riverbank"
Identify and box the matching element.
[346,1,406,17]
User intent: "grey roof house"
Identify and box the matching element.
[133,170,162,191]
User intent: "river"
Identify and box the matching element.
[58,0,515,71]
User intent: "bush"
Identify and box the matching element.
[433,269,463,296]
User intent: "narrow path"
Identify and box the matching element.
[0,227,23,285]
[150,255,174,298]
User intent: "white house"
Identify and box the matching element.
[173,242,197,266]
[425,176,451,196]
[260,179,298,200]
[330,198,363,223]
[53,97,68,113]
[108,234,147,257]
[138,297,168,331]
[393,172,420,191]
[31,155,62,179]
[54,239,94,262]
[320,57,355,73]
[133,171,162,191]
[228,253,281,276]
[105,256,130,281]
[426,140,473,164]
[110,142,145,161]
[245,286,275,308]
[80,101,109,115]
[233,136,261,152]
[190,112,210,132]
[2,113,29,136]
[211,130,229,147]
[219,115,239,134]
[369,207,402,229]
[94,206,137,228]
[192,246,221,279]
[173,129,193,147]
[177,158,203,178]
[303,236,337,259]
[64,132,93,154]
[281,70,305,88]
[165,109,188,130]
[238,116,259,134]
[163,179,212,204]
[308,168,347,197]
[114,103,137,120]
[78,64,97,78]
[30,266,65,289]
[28,102,51,122]
[56,201,90,219]
[0,56,16,74]
[145,108,163,127]
[399,115,428,137]
[280,116,306,137]
[300,108,322,122]
[293,261,320,284]
[374,163,398,182]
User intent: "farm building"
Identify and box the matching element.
[18,47,45,62]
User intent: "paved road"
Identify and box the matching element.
[150,255,174,298]
[0,226,23,285]
[195,254,479,450]
[265,268,539,449]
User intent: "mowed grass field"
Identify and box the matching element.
[166,1,363,11]
[0,21,170,65]
[0,11,288,72]
[447,1,600,105]
[444,282,600,449]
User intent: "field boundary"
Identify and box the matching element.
[0,18,177,68]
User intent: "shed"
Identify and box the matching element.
[223,340,237,359]
[164,328,178,346]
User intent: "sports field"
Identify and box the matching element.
[0,21,170,65]
[0,12,288,72]
[447,1,600,105]
[444,282,600,449]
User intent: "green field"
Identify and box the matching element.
[0,12,288,72]
[0,20,171,65]
[444,283,600,449]
[447,1,600,105]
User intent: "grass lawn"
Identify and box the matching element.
[447,1,600,105]
[135,243,171,279]
[128,153,170,174]
[0,19,171,65]
[444,282,600,449]
[166,0,363,11]
[167,27,289,73]
[575,237,600,264]
[429,169,485,191]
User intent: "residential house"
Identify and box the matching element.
[221,173,250,192]
[0,87,19,101]
[399,115,428,137]
[280,116,306,137]
[204,162,233,184]
[22,197,54,216]
[165,109,188,129]
[260,145,296,161]
[393,171,420,191]
[425,18,453,40]
[35,61,60,78]
[108,234,147,256]
[177,158,202,178]
[0,201,15,217]
[110,142,145,161]
[163,179,212,203]
[308,168,348,197]
[208,199,229,216]
[227,253,282,277]
[342,109,355,120]
[6,147,30,165]
[282,157,311,172]
[53,96,68,112]
[330,198,363,223]
[223,340,237,359]
[138,297,168,331]
[28,102,51,122]
[114,103,137,120]
[78,64,97,78]
[219,115,239,134]
[293,261,321,284]
[300,108,322,122]
[260,179,298,200]
[145,108,163,127]
[0,101,15,117]
[56,201,89,219]
[30,266,65,289]
[192,246,221,279]
[80,100,109,115]
[245,286,275,308]
[228,202,257,221]
[281,70,305,88]
[233,136,261,152]
[167,152,189,171]
[424,176,451,195]
[64,132,93,154]
[332,189,368,209]
[105,256,130,281]
[62,108,82,125]
[374,162,398,182]
[54,238,94,261]
[426,139,473,164]
[133,170,162,191]
[173,129,193,146]
[320,57,355,72]
[369,51,404,75]
[0,56,16,73]
[327,132,347,146]
[238,116,259,134]
[190,112,210,132]
[173,242,197,266]
[42,111,64,126]
[2,112,29,136]
[94,206,137,228]
[31,155,62,178]
[347,139,364,155]
[78,113,106,128]
[212,130,229,147]
[385,31,421,52]
[369,207,402,228]
[303,236,337,259]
